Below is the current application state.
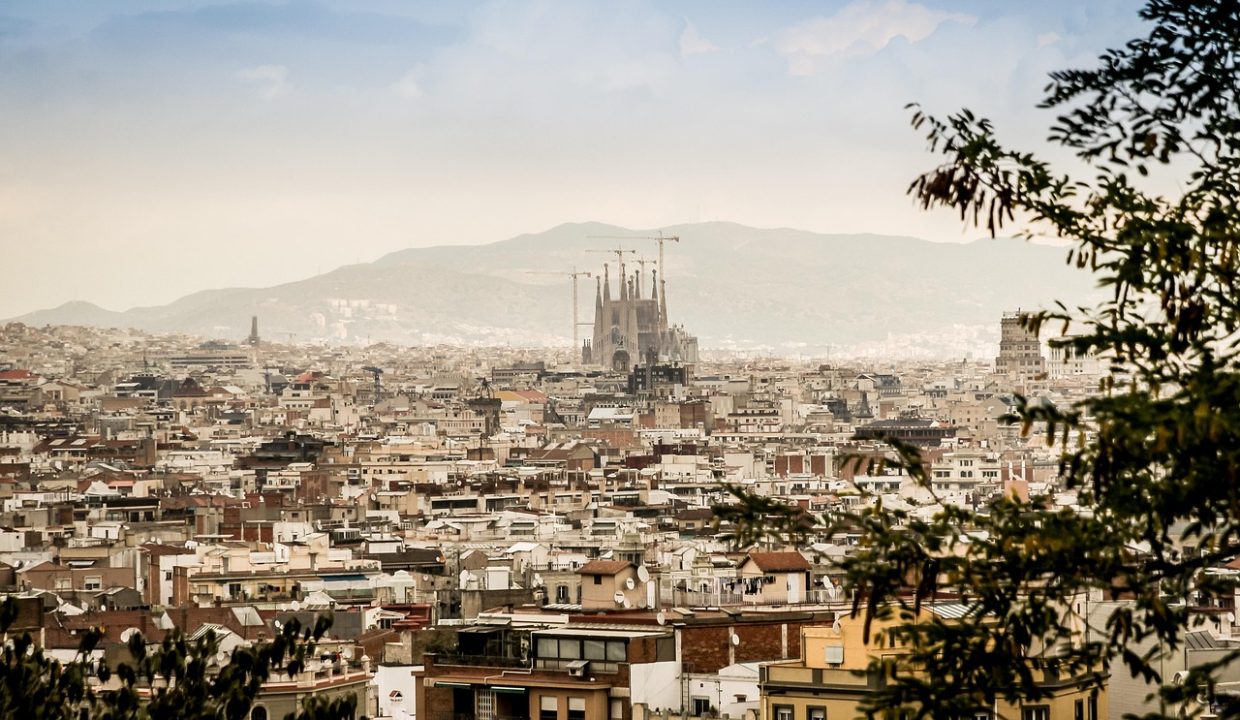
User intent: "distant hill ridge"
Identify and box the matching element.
[10,221,1095,352]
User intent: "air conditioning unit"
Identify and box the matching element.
[566,660,590,678]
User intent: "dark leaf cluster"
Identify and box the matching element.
[0,600,359,720]
[718,1,1240,717]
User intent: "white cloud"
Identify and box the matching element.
[679,20,719,58]
[422,3,682,103]
[392,65,425,99]
[1037,32,1061,48]
[235,64,291,98]
[776,0,976,75]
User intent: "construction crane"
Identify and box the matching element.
[590,232,680,281]
[632,257,654,296]
[585,248,637,304]
[524,268,593,349]
[585,247,636,267]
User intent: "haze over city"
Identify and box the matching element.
[5,2,1240,720]
[2,0,1143,319]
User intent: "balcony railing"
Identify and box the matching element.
[429,708,530,713]
[669,588,843,607]
[436,654,532,669]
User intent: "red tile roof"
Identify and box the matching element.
[577,560,633,576]
[745,551,811,573]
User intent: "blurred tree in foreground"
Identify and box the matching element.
[718,1,1240,717]
[0,599,357,720]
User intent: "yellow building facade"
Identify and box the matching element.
[760,604,1107,720]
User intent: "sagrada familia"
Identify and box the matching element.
[582,262,699,372]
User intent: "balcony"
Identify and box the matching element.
[428,714,531,720]
[437,654,532,669]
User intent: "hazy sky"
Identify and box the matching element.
[1,0,1146,318]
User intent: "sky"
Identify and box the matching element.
[0,0,1148,318]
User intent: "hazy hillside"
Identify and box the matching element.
[11,222,1097,355]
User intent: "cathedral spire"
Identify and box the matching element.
[659,275,669,332]
[603,263,611,302]
[592,273,605,368]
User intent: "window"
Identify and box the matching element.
[611,699,624,720]
[593,575,602,585]
[606,641,626,662]
[1089,693,1098,720]
[251,707,268,720]
[569,697,586,720]
[83,576,102,591]
[1022,707,1049,720]
[774,705,794,720]
[808,707,826,720]
[539,637,625,666]
[1074,700,1083,720]
[540,696,558,720]
[693,699,711,716]
[584,640,606,660]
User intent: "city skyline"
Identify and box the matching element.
[1,0,1144,318]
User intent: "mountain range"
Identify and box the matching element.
[10,222,1098,356]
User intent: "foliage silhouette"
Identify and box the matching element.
[717,1,1240,716]
[0,599,360,720]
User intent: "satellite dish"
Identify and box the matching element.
[614,591,626,605]
[291,601,301,611]
[534,574,544,586]
[730,633,741,647]
[623,598,633,609]
[656,611,667,625]
[120,627,140,642]
[625,577,636,590]
[637,566,650,583]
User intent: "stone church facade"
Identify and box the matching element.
[583,263,698,372]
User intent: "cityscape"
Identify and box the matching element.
[0,247,1127,720]
[2,2,1238,720]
